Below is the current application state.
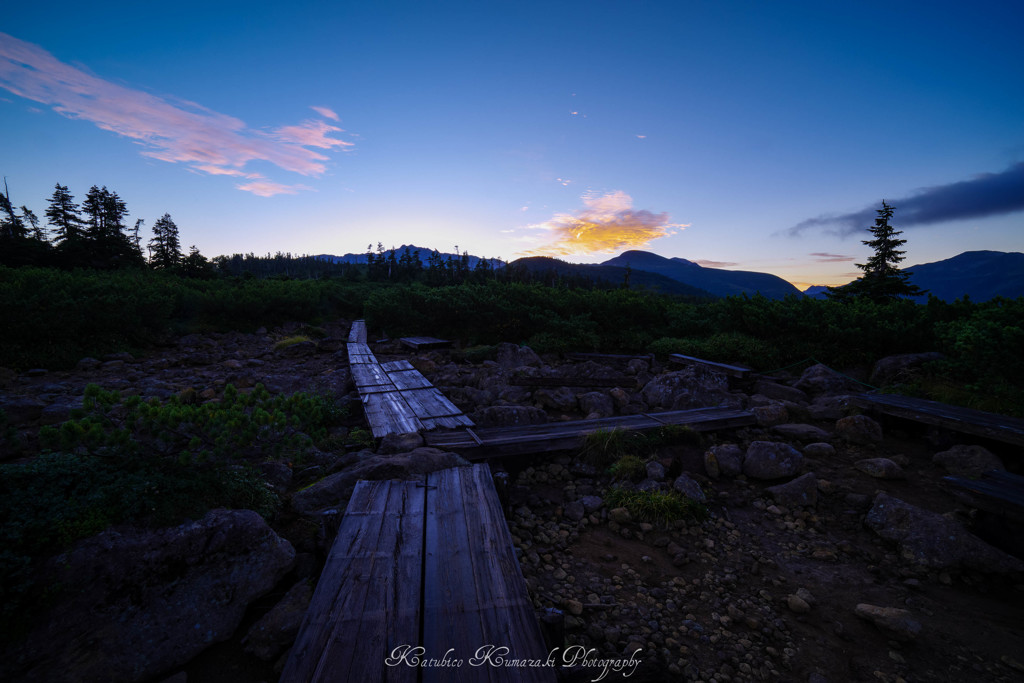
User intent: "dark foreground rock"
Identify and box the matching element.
[4,509,295,683]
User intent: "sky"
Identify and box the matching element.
[2,0,1023,289]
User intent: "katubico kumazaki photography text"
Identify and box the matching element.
[385,644,642,681]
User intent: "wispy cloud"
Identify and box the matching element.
[809,252,853,262]
[0,32,353,195]
[311,105,339,121]
[787,163,1024,236]
[520,191,686,257]
[236,180,312,197]
[694,259,738,268]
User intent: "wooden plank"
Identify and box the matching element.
[944,471,1024,523]
[401,387,467,420]
[566,352,653,362]
[388,369,435,391]
[854,394,1024,447]
[400,336,452,351]
[351,363,395,390]
[363,391,423,437]
[423,466,553,682]
[425,407,756,458]
[348,320,368,344]
[668,353,751,378]
[280,480,424,683]
[507,375,634,388]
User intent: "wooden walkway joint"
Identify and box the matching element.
[853,393,1024,447]
[280,464,554,683]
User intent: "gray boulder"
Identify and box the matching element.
[771,423,831,442]
[864,492,1024,572]
[534,387,578,412]
[8,510,294,683]
[578,391,615,418]
[803,442,836,458]
[752,380,808,404]
[743,441,804,480]
[836,414,883,445]
[704,444,744,479]
[378,431,425,455]
[672,474,706,503]
[752,403,788,427]
[641,367,736,411]
[795,363,858,397]
[767,472,818,508]
[243,579,315,661]
[933,444,1005,477]
[496,343,542,369]
[855,457,905,479]
[869,352,944,387]
[853,604,922,642]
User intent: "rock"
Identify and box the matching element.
[786,594,811,613]
[564,599,584,616]
[39,398,85,425]
[609,507,632,524]
[626,359,649,376]
[378,431,425,454]
[743,441,804,480]
[835,414,883,445]
[855,458,905,479]
[578,391,614,418]
[672,474,706,503]
[767,472,818,508]
[704,444,744,479]
[795,363,858,397]
[579,495,604,513]
[853,604,922,642]
[771,423,831,442]
[0,397,46,425]
[9,510,294,683]
[869,352,944,387]
[752,380,808,404]
[534,387,578,412]
[277,340,317,357]
[864,492,1024,572]
[933,444,1005,477]
[808,395,851,421]
[259,461,294,493]
[243,579,314,661]
[641,368,737,411]
[103,351,135,363]
[473,405,548,428]
[645,460,667,481]
[563,501,586,522]
[496,342,542,369]
[76,357,102,371]
[608,387,630,409]
[803,442,835,458]
[292,449,469,514]
[752,403,788,427]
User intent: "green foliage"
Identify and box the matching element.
[646,424,703,449]
[578,428,648,467]
[274,335,312,350]
[604,488,708,525]
[608,455,647,482]
[457,344,500,363]
[346,427,376,449]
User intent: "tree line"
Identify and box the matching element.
[0,181,213,275]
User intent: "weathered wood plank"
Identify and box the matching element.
[566,352,653,362]
[944,471,1024,523]
[351,363,396,390]
[854,393,1024,447]
[348,320,368,344]
[668,353,752,378]
[280,480,424,683]
[388,370,435,391]
[363,391,423,437]
[401,387,467,420]
[400,336,453,351]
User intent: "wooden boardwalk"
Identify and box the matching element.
[348,321,472,437]
[668,353,752,379]
[425,406,756,458]
[280,464,554,683]
[400,336,453,351]
[945,470,1024,523]
[853,393,1024,447]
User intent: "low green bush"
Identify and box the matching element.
[604,488,708,525]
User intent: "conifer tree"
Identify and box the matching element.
[45,184,84,243]
[149,213,182,269]
[827,201,925,302]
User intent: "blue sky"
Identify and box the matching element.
[2,0,1022,288]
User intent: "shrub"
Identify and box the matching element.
[604,488,708,525]
[608,455,647,482]
[577,428,646,467]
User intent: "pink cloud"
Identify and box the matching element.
[0,32,352,191]
[809,252,853,262]
[311,105,339,121]
[235,180,312,197]
[694,259,738,268]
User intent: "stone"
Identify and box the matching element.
[8,510,294,683]
[0,396,46,425]
[39,398,84,425]
[752,403,788,427]
[609,387,630,409]
[771,423,831,442]
[76,357,102,371]
[932,444,1005,477]
[243,579,314,661]
[579,495,604,513]
[626,359,649,376]
[752,380,808,404]
[292,449,469,514]
[864,492,1024,572]
[277,340,317,357]
[795,363,858,397]
[645,460,667,481]
[377,431,425,455]
[704,444,744,479]
[803,442,836,458]
[869,352,944,387]
[743,441,804,480]
[786,594,811,613]
[473,405,548,427]
[609,507,632,524]
[578,391,614,418]
[766,472,818,507]
[807,395,851,421]
[672,474,706,503]
[563,501,586,522]
[641,368,738,411]
[495,342,542,369]
[853,604,921,642]
[835,414,883,445]
[855,458,905,479]
[533,387,578,412]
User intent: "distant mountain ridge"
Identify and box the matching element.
[803,251,1024,302]
[315,245,503,270]
[601,250,803,299]
[507,257,715,298]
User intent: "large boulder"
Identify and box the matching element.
[292,448,469,514]
[703,444,744,479]
[743,441,804,480]
[770,423,831,443]
[752,380,808,404]
[933,444,1005,477]
[6,509,295,683]
[534,387,578,413]
[641,367,737,411]
[869,352,944,387]
[855,457,906,479]
[864,493,1024,573]
[243,579,314,661]
[578,392,615,418]
[378,431,425,455]
[795,363,859,397]
[496,343,542,370]
[835,414,883,445]
[767,472,818,508]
